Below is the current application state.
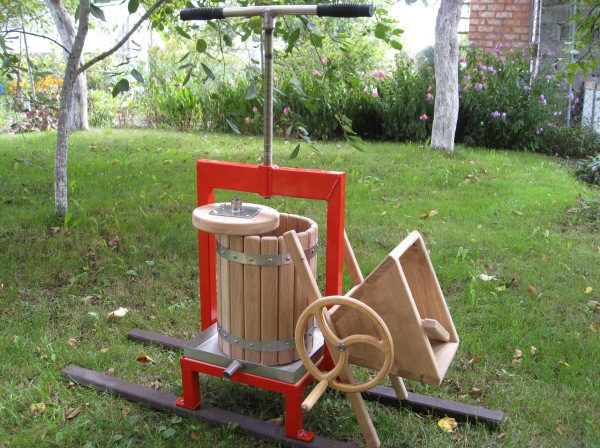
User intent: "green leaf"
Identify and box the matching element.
[182,67,193,86]
[178,52,191,63]
[309,33,323,48]
[128,0,139,14]
[374,23,387,40]
[286,28,301,53]
[175,26,191,40]
[90,3,106,21]
[289,144,301,159]
[390,40,403,51]
[223,34,232,47]
[244,85,257,100]
[196,39,207,53]
[226,118,240,134]
[162,428,176,439]
[111,78,130,97]
[201,63,215,80]
[131,68,144,83]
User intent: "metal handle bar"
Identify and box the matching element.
[180,4,373,21]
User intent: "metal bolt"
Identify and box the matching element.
[250,343,254,347]
[286,256,291,261]
[233,255,237,260]
[234,339,239,343]
[337,342,347,352]
[249,257,254,262]
[267,258,273,263]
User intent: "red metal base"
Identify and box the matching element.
[177,356,325,442]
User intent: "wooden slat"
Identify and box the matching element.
[220,235,231,356]
[127,329,186,350]
[229,235,245,360]
[244,236,261,363]
[343,230,364,285]
[217,234,223,353]
[261,236,279,365]
[421,318,450,342]
[292,223,309,362]
[278,234,295,365]
[306,225,318,353]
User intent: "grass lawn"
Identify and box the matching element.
[0,129,599,447]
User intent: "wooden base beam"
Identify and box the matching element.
[127,328,505,426]
[62,365,356,448]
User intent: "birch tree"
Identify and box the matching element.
[430,0,461,153]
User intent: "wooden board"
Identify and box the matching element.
[244,236,261,363]
[292,218,309,362]
[261,237,279,365]
[217,234,223,353]
[332,231,459,385]
[278,234,295,364]
[219,235,231,356]
[229,235,245,360]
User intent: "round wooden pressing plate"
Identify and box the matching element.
[192,202,280,236]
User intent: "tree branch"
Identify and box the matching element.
[76,0,167,75]
[3,29,71,55]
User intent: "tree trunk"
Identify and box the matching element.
[54,0,90,216]
[431,0,461,153]
[46,0,89,131]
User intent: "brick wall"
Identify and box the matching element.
[468,0,533,50]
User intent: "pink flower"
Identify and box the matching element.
[427,85,433,93]
[523,85,531,92]
[283,106,291,116]
[320,56,328,66]
[372,69,387,80]
[244,116,251,124]
[313,70,322,76]
[363,85,369,93]
[252,106,259,114]
[419,113,428,121]
[426,92,434,101]
[475,82,484,91]
[372,89,379,98]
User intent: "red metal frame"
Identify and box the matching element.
[195,160,346,330]
[177,160,346,442]
[177,355,324,441]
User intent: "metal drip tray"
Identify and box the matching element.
[184,323,324,384]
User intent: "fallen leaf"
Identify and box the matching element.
[497,432,506,441]
[590,323,599,333]
[107,307,129,320]
[107,368,115,376]
[66,407,81,420]
[67,338,77,346]
[512,210,523,216]
[556,425,565,435]
[530,346,537,355]
[100,348,108,353]
[585,287,593,294]
[122,406,132,417]
[513,348,523,365]
[50,227,61,234]
[190,432,200,440]
[108,236,120,248]
[527,285,538,295]
[478,274,496,282]
[470,387,482,397]
[150,379,162,390]
[589,300,600,311]
[267,417,283,425]
[437,416,458,433]
[420,210,439,219]
[29,403,46,415]
[67,381,76,389]
[559,360,570,367]
[137,354,156,364]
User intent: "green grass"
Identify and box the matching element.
[0,129,599,447]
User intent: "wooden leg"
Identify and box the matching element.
[389,375,408,400]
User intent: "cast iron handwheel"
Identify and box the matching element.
[295,296,394,393]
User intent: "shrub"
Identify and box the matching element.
[88,89,118,127]
[458,45,566,151]
[539,125,600,158]
[576,154,600,186]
